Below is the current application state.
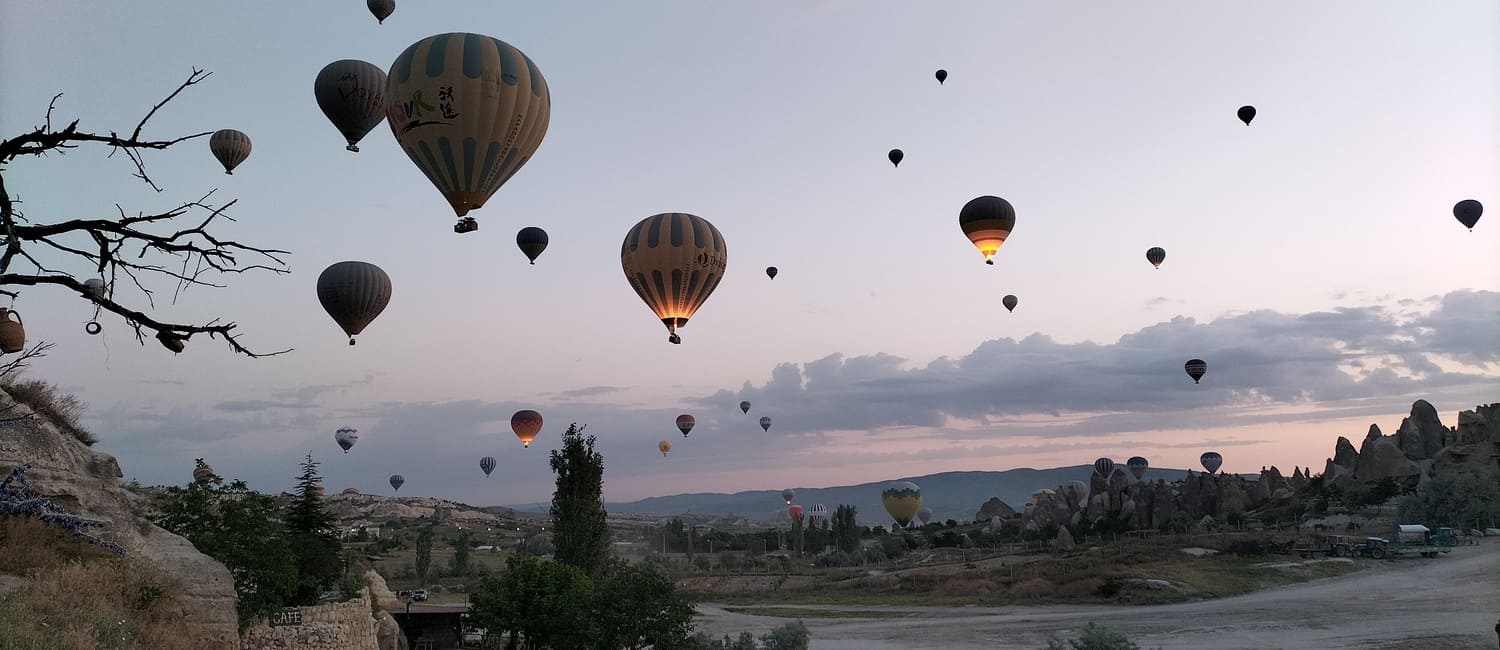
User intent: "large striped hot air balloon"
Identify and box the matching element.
[959,196,1016,265]
[1185,358,1208,384]
[385,33,552,233]
[620,213,728,344]
[511,410,543,448]
[209,129,251,175]
[675,414,696,437]
[316,261,392,345]
[479,456,497,477]
[315,60,388,153]
[1093,457,1115,478]
[881,481,922,528]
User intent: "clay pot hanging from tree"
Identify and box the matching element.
[0,309,25,354]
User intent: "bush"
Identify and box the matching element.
[1,377,95,445]
[1045,622,1140,650]
[0,559,197,650]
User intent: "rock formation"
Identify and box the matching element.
[973,496,1017,522]
[1323,401,1498,490]
[0,387,241,648]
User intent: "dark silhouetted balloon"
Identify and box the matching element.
[1002,294,1018,313]
[782,488,794,505]
[1093,457,1115,478]
[367,0,394,23]
[888,149,904,167]
[1237,106,1256,125]
[676,414,696,437]
[759,416,772,432]
[959,196,1016,265]
[1185,358,1207,384]
[1200,451,1223,474]
[316,261,392,345]
[621,213,728,344]
[1146,247,1166,269]
[512,410,543,448]
[935,69,947,85]
[389,474,404,492]
[1454,200,1483,231]
[1127,456,1149,480]
[766,266,778,279]
[517,227,549,264]
[209,129,251,175]
[314,60,387,152]
[740,400,751,414]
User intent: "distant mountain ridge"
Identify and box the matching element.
[507,465,1237,524]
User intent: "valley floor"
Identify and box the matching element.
[695,539,1500,650]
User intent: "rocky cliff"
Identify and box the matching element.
[0,387,242,648]
[1323,401,1499,491]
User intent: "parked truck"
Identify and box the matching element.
[1355,525,1456,559]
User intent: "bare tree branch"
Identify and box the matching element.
[0,69,291,358]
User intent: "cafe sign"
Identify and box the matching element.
[270,607,303,627]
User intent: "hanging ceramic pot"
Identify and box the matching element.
[0,309,25,354]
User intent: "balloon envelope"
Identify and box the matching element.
[620,213,728,344]
[782,488,795,505]
[314,60,388,152]
[1200,451,1223,474]
[1063,480,1089,503]
[1146,247,1166,269]
[759,416,772,432]
[676,414,696,437]
[935,69,947,84]
[516,227,549,263]
[788,505,804,522]
[1093,457,1115,478]
[881,481,922,528]
[1126,456,1150,480]
[765,266,778,279]
[335,427,359,453]
[316,261,392,345]
[658,440,672,457]
[367,0,394,23]
[389,474,405,492]
[1185,358,1208,383]
[959,196,1016,265]
[480,456,497,476]
[385,33,552,221]
[511,410,543,447]
[209,129,251,175]
[1002,294,1018,313]
[1454,200,1483,230]
[916,507,933,525]
[740,400,751,414]
[1237,105,1256,125]
[888,149,903,167]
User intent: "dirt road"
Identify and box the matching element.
[696,542,1500,649]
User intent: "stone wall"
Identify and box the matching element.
[242,589,380,650]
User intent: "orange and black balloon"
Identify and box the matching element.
[621,213,728,344]
[959,196,1016,265]
[511,410,543,447]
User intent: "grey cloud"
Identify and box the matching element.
[215,399,320,412]
[554,386,627,398]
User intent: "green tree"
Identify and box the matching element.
[153,460,297,627]
[593,560,696,649]
[831,505,860,553]
[283,452,342,604]
[469,555,595,649]
[549,423,611,578]
[415,522,434,585]
[1365,476,1402,512]
[1398,466,1500,529]
[759,621,810,650]
[450,530,472,576]
[1045,622,1140,650]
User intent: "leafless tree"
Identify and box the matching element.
[0,68,290,357]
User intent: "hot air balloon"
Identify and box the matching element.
[1185,358,1207,384]
[620,213,728,344]
[765,266,778,280]
[480,456,497,477]
[511,410,543,447]
[1237,105,1256,125]
[315,60,388,152]
[782,488,795,505]
[1127,456,1149,481]
[959,195,1016,265]
[658,440,672,457]
[1200,451,1223,474]
[516,227,549,264]
[209,129,251,175]
[888,149,904,167]
[367,0,394,23]
[385,33,552,233]
[788,505,805,522]
[759,416,772,432]
[881,481,922,528]
[312,483,327,497]
[1454,200,1483,231]
[389,474,405,492]
[192,462,215,484]
[1146,247,1166,269]
[740,400,751,414]
[1062,480,1089,504]
[675,414,696,438]
[317,261,392,345]
[935,69,947,85]
[916,507,933,526]
[1003,294,1018,313]
[335,427,359,453]
[807,504,828,520]
[1093,457,1115,478]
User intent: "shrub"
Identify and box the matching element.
[0,559,197,650]
[1,377,95,445]
[1045,622,1141,650]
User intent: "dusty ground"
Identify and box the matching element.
[696,540,1500,649]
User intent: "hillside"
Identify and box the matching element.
[508,466,1222,524]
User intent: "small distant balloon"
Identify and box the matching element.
[1093,457,1115,478]
[766,266,778,280]
[1200,451,1223,474]
[782,488,795,505]
[759,416,772,432]
[739,400,751,414]
[1127,456,1150,481]
[916,507,933,525]
[480,456,497,477]
[367,0,394,23]
[517,227,549,264]
[888,149,904,167]
[389,474,405,492]
[1002,294,1018,313]
[1185,358,1208,384]
[658,440,672,457]
[1237,105,1256,125]
[935,69,947,85]
[1146,247,1166,269]
[1453,200,1483,231]
[335,427,359,453]
[788,505,804,522]
[676,414,696,438]
[209,129,251,175]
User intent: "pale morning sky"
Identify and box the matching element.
[1,1,1496,507]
